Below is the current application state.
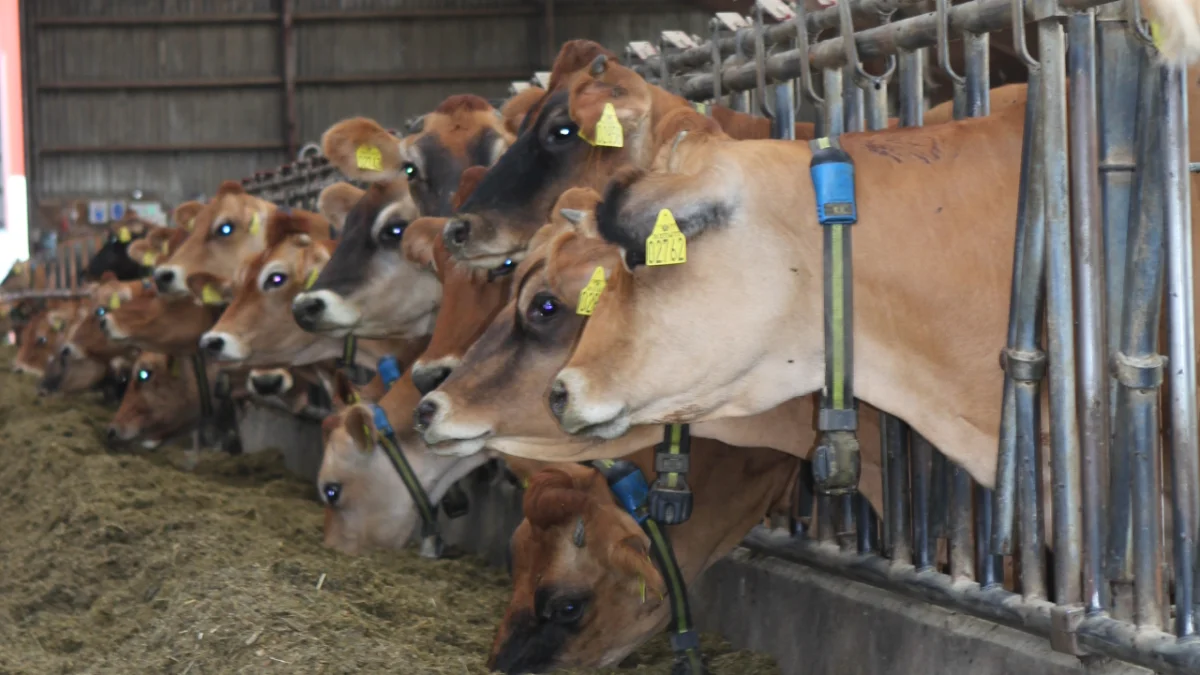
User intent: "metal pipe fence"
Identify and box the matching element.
[241,0,1200,671]
[618,0,1200,671]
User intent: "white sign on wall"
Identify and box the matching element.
[88,200,108,225]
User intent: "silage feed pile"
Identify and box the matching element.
[0,349,779,675]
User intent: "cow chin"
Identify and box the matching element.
[549,369,630,439]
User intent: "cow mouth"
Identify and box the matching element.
[557,407,631,440]
[424,432,491,457]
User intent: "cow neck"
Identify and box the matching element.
[589,458,704,674]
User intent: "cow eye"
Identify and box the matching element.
[35,336,47,346]
[547,121,578,146]
[322,482,342,506]
[403,163,420,180]
[136,368,151,382]
[106,234,118,244]
[488,258,517,281]
[378,219,407,246]
[263,272,288,290]
[95,307,106,318]
[526,293,560,323]
[551,597,586,624]
[215,222,235,237]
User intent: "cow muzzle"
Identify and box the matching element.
[248,370,289,397]
[199,331,246,362]
[153,265,187,295]
[548,369,630,439]
[291,290,359,334]
[412,392,491,456]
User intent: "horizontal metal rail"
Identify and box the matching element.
[744,527,1200,674]
[0,288,91,302]
[658,0,1119,100]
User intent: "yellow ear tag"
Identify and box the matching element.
[118,227,132,243]
[355,145,383,171]
[645,209,687,266]
[160,241,170,255]
[108,295,121,310]
[1150,21,1164,49]
[580,102,624,148]
[304,269,319,290]
[51,317,65,332]
[201,284,224,305]
[347,390,360,405]
[141,252,157,266]
[186,217,195,232]
[249,212,262,236]
[576,266,607,316]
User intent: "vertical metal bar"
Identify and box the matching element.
[795,458,815,537]
[912,433,934,570]
[1161,63,1198,639]
[1097,6,1142,622]
[280,0,298,159]
[1115,55,1165,630]
[818,494,837,544]
[1039,13,1083,607]
[930,449,949,541]
[772,82,796,141]
[963,27,1000,587]
[838,494,856,552]
[1067,8,1110,616]
[823,68,844,138]
[1008,65,1048,601]
[842,63,864,133]
[949,467,976,581]
[884,414,912,563]
[898,50,924,128]
[856,493,874,554]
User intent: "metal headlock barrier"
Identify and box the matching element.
[611,0,1200,672]
[233,0,1200,670]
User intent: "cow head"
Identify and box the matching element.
[291,178,438,339]
[318,372,491,555]
[85,215,159,281]
[321,96,513,219]
[196,211,338,366]
[410,187,601,398]
[38,297,125,396]
[414,194,612,457]
[443,42,675,269]
[152,182,279,296]
[96,279,222,354]
[108,352,202,448]
[13,304,74,376]
[488,464,664,673]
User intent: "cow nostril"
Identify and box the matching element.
[203,336,225,355]
[253,375,283,395]
[446,218,471,246]
[412,366,451,396]
[292,297,326,327]
[548,380,570,419]
[413,399,439,431]
[153,269,175,291]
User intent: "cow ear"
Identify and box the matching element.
[216,180,244,196]
[550,187,602,237]
[126,239,158,267]
[317,182,366,230]
[321,117,403,182]
[186,272,233,306]
[500,85,546,137]
[608,532,665,599]
[343,405,376,453]
[172,200,205,230]
[401,217,445,273]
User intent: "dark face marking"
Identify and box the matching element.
[595,173,733,269]
[489,587,591,674]
[409,128,502,217]
[307,192,384,296]
[453,91,603,255]
[86,236,147,282]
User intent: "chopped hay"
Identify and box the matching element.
[0,347,779,674]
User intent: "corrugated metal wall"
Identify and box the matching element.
[22,0,709,212]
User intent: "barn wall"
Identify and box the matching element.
[22,0,710,218]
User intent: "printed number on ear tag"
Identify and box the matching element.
[580,103,624,148]
[118,227,132,243]
[356,145,383,171]
[576,266,607,316]
[201,284,224,306]
[645,209,686,266]
[141,252,157,266]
